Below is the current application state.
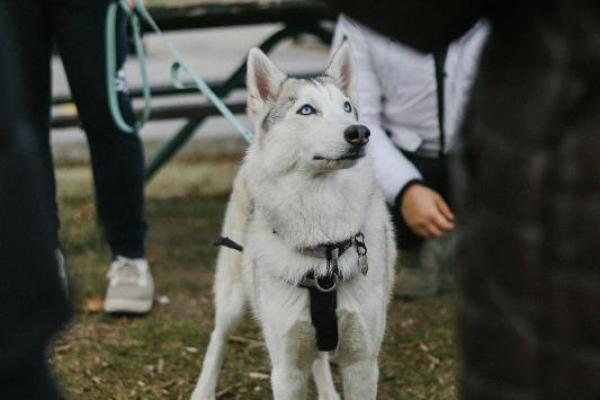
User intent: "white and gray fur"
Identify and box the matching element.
[190,42,396,400]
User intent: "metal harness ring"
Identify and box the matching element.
[314,274,339,293]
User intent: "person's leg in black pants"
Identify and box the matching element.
[2,1,60,250]
[53,0,154,314]
[0,3,71,398]
[54,0,147,259]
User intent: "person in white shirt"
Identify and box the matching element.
[332,15,489,297]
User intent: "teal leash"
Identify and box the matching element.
[105,0,254,143]
[105,1,151,134]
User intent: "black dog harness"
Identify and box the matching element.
[214,232,368,352]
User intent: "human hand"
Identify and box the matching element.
[400,183,455,238]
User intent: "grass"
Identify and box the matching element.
[50,157,458,399]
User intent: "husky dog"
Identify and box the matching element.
[190,42,396,400]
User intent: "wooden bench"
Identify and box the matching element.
[51,0,335,181]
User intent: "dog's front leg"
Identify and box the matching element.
[312,353,341,400]
[271,365,310,400]
[265,320,318,400]
[190,286,246,400]
[341,358,379,400]
[191,172,251,400]
[336,311,380,400]
[190,253,247,400]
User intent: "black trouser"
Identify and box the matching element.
[392,150,452,251]
[4,0,147,258]
[0,6,71,399]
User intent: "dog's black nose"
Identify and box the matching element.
[344,125,370,147]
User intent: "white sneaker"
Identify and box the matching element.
[104,256,154,314]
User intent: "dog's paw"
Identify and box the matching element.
[317,390,341,400]
[318,394,341,400]
[189,391,215,400]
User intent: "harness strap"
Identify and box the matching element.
[298,232,368,351]
[308,283,339,351]
[213,231,368,352]
[213,236,244,252]
[299,238,353,259]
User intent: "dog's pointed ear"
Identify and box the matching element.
[246,48,287,111]
[325,40,355,98]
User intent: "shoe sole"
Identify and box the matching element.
[104,299,153,314]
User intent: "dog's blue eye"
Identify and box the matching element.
[298,104,316,116]
[344,101,353,113]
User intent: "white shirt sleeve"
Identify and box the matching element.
[333,16,422,205]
